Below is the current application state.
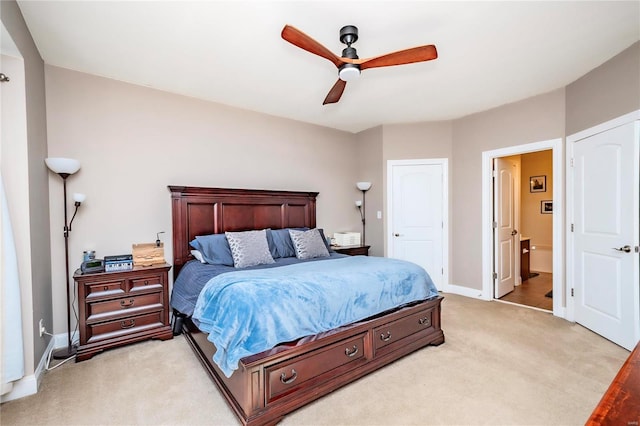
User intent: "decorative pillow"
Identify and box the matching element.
[225,230,275,268]
[189,234,234,266]
[288,229,330,260]
[190,250,206,263]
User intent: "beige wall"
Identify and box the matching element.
[520,150,553,273]
[1,1,52,376]
[450,89,566,289]
[355,126,383,256]
[381,121,453,262]
[566,42,640,135]
[44,66,362,334]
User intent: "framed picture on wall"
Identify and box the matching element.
[530,175,546,193]
[541,200,553,214]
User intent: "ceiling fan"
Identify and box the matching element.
[281,25,438,105]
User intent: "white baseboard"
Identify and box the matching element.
[443,283,490,300]
[0,336,55,403]
[0,330,79,403]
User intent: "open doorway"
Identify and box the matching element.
[497,150,553,311]
[481,138,565,318]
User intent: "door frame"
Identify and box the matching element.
[481,138,565,317]
[386,158,449,292]
[565,109,640,324]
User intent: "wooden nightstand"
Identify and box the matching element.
[74,263,173,361]
[332,245,370,256]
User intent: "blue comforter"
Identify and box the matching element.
[192,256,438,377]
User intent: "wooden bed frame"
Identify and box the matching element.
[169,186,445,426]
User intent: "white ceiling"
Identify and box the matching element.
[16,1,640,133]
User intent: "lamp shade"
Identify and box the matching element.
[356,181,372,191]
[45,157,80,175]
[73,193,86,203]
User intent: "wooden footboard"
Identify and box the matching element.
[181,295,444,426]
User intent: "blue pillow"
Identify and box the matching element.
[189,234,234,266]
[265,229,279,259]
[269,228,332,258]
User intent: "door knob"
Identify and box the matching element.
[613,245,632,253]
[394,233,402,237]
[511,229,518,236]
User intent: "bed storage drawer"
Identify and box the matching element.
[265,332,368,404]
[373,306,435,356]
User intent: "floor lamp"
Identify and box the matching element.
[355,181,372,245]
[46,157,85,359]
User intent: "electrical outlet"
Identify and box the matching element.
[39,319,46,337]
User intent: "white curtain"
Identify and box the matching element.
[1,175,24,394]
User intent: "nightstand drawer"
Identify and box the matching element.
[85,279,126,299]
[86,292,163,322]
[130,274,163,292]
[86,311,164,343]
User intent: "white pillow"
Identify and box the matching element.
[225,230,275,268]
[190,250,206,263]
[288,229,330,260]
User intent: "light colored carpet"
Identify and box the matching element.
[0,294,630,425]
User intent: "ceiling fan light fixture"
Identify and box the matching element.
[338,64,360,82]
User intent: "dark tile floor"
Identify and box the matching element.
[499,272,553,311]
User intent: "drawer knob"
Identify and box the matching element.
[419,316,431,326]
[120,319,136,329]
[344,345,359,357]
[380,331,392,342]
[120,299,135,308]
[103,286,109,291]
[144,280,149,285]
[280,369,297,385]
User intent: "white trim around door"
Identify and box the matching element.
[481,139,565,318]
[387,158,449,292]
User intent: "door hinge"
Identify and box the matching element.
[492,221,497,229]
[571,223,574,232]
[571,288,574,297]
[442,267,444,275]
[570,158,574,167]
[493,272,497,280]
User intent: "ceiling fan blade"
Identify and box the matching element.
[358,45,438,70]
[323,79,347,105]
[282,25,344,68]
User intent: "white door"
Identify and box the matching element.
[572,120,639,350]
[494,158,517,298]
[388,160,446,290]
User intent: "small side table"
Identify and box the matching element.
[75,263,173,361]
[332,245,370,256]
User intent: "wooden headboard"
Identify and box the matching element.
[168,186,318,279]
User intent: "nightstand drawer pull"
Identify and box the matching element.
[418,316,431,326]
[380,331,392,342]
[103,286,109,291]
[144,280,149,285]
[120,299,135,308]
[120,319,135,329]
[280,369,297,385]
[344,345,359,357]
